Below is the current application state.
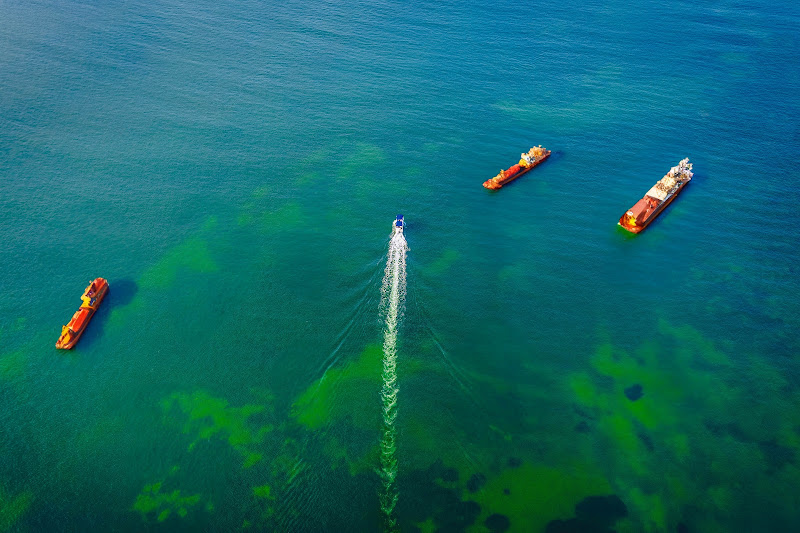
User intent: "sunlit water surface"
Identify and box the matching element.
[1,0,799,531]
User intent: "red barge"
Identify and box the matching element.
[618,158,693,233]
[55,278,108,349]
[483,146,551,190]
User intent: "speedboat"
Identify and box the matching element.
[393,214,404,234]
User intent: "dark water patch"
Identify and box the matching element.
[441,467,459,483]
[107,278,138,309]
[337,415,380,465]
[705,420,749,442]
[637,430,655,452]
[467,473,487,493]
[546,494,627,533]
[624,383,643,401]
[705,421,796,472]
[677,522,689,533]
[440,500,481,532]
[575,421,591,433]
[548,518,618,533]
[396,460,480,531]
[282,468,380,532]
[421,458,458,484]
[758,440,795,474]
[575,495,627,523]
[573,406,596,420]
[485,513,511,532]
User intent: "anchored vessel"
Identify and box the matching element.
[55,278,109,349]
[618,158,693,234]
[393,214,404,235]
[483,146,551,190]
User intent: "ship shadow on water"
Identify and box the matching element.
[72,278,138,351]
[106,278,138,308]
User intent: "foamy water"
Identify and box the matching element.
[378,231,407,531]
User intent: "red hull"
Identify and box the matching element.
[618,180,689,233]
[483,151,551,190]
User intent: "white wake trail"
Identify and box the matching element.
[379,231,407,532]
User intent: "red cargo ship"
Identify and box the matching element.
[618,158,693,233]
[483,146,551,190]
[55,278,109,349]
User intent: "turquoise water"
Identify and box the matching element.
[1,0,799,530]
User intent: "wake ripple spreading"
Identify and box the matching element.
[378,231,407,532]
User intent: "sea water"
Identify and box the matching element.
[1,0,799,530]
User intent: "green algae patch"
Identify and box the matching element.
[323,435,380,477]
[248,482,277,525]
[292,344,382,430]
[296,171,321,186]
[0,485,33,532]
[415,517,437,533]
[497,264,526,284]
[253,484,273,499]
[139,238,218,289]
[237,212,255,226]
[467,462,611,533]
[595,414,650,476]
[74,416,126,457]
[0,350,26,382]
[337,143,387,180]
[569,372,597,407]
[260,202,306,233]
[657,318,730,367]
[162,390,274,467]
[243,453,263,469]
[424,249,460,277]
[201,215,219,232]
[664,433,690,463]
[568,335,701,481]
[587,340,682,430]
[242,453,264,468]
[589,342,620,377]
[564,320,799,531]
[133,481,201,523]
[624,488,668,533]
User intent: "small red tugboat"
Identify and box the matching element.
[483,146,551,190]
[619,158,693,233]
[55,278,109,349]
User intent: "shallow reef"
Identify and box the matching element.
[565,320,800,531]
[133,480,202,523]
[161,390,274,468]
